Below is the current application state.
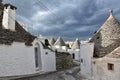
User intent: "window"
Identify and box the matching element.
[108,63,114,71]
[97,36,100,39]
[35,47,39,68]
[81,59,83,63]
[34,43,42,70]
[93,61,96,64]
[55,49,57,53]
[45,52,48,55]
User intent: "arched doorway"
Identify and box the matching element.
[34,43,42,70]
[72,53,75,59]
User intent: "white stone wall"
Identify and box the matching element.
[2,5,16,31]
[92,57,120,80]
[80,43,94,78]
[53,46,67,52]
[61,46,68,51]
[33,39,56,72]
[65,41,73,48]
[41,49,56,72]
[0,42,36,77]
[68,49,80,61]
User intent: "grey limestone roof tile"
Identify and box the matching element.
[71,39,80,49]
[90,9,120,58]
[49,37,56,46]
[0,3,36,46]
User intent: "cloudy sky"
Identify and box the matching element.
[3,0,120,41]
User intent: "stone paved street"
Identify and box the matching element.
[14,66,81,80]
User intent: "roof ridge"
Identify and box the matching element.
[71,39,80,49]
[49,37,56,45]
[54,37,65,46]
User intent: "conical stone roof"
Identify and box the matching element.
[90,9,120,57]
[49,37,56,46]
[54,37,65,46]
[71,39,80,49]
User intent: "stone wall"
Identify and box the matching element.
[92,57,120,80]
[56,52,74,70]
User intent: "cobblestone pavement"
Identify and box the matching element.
[14,66,81,80]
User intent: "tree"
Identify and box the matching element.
[45,39,49,46]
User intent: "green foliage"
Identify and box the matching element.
[45,39,49,46]
[56,54,73,70]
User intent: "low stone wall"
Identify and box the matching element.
[56,52,74,70]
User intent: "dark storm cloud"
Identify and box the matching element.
[3,0,120,41]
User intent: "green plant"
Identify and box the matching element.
[45,39,49,46]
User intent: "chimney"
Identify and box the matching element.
[2,4,17,31]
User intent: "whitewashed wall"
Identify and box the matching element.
[68,49,80,61]
[41,49,56,72]
[0,42,36,77]
[33,39,56,72]
[53,46,67,52]
[92,57,120,80]
[80,43,94,78]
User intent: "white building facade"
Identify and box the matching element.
[92,47,120,80]
[80,43,94,79]
[33,38,56,72]
[0,42,36,77]
[68,39,80,61]
[0,2,56,77]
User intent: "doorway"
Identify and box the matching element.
[72,53,75,59]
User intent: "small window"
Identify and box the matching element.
[97,36,100,39]
[93,61,96,64]
[1,12,3,15]
[81,59,83,63]
[108,63,114,71]
[55,49,57,53]
[35,47,39,68]
[45,52,48,55]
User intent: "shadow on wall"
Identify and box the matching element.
[90,30,102,57]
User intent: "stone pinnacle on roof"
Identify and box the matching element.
[54,37,65,46]
[107,9,115,20]
[109,9,113,15]
[49,37,56,46]
[71,38,80,49]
